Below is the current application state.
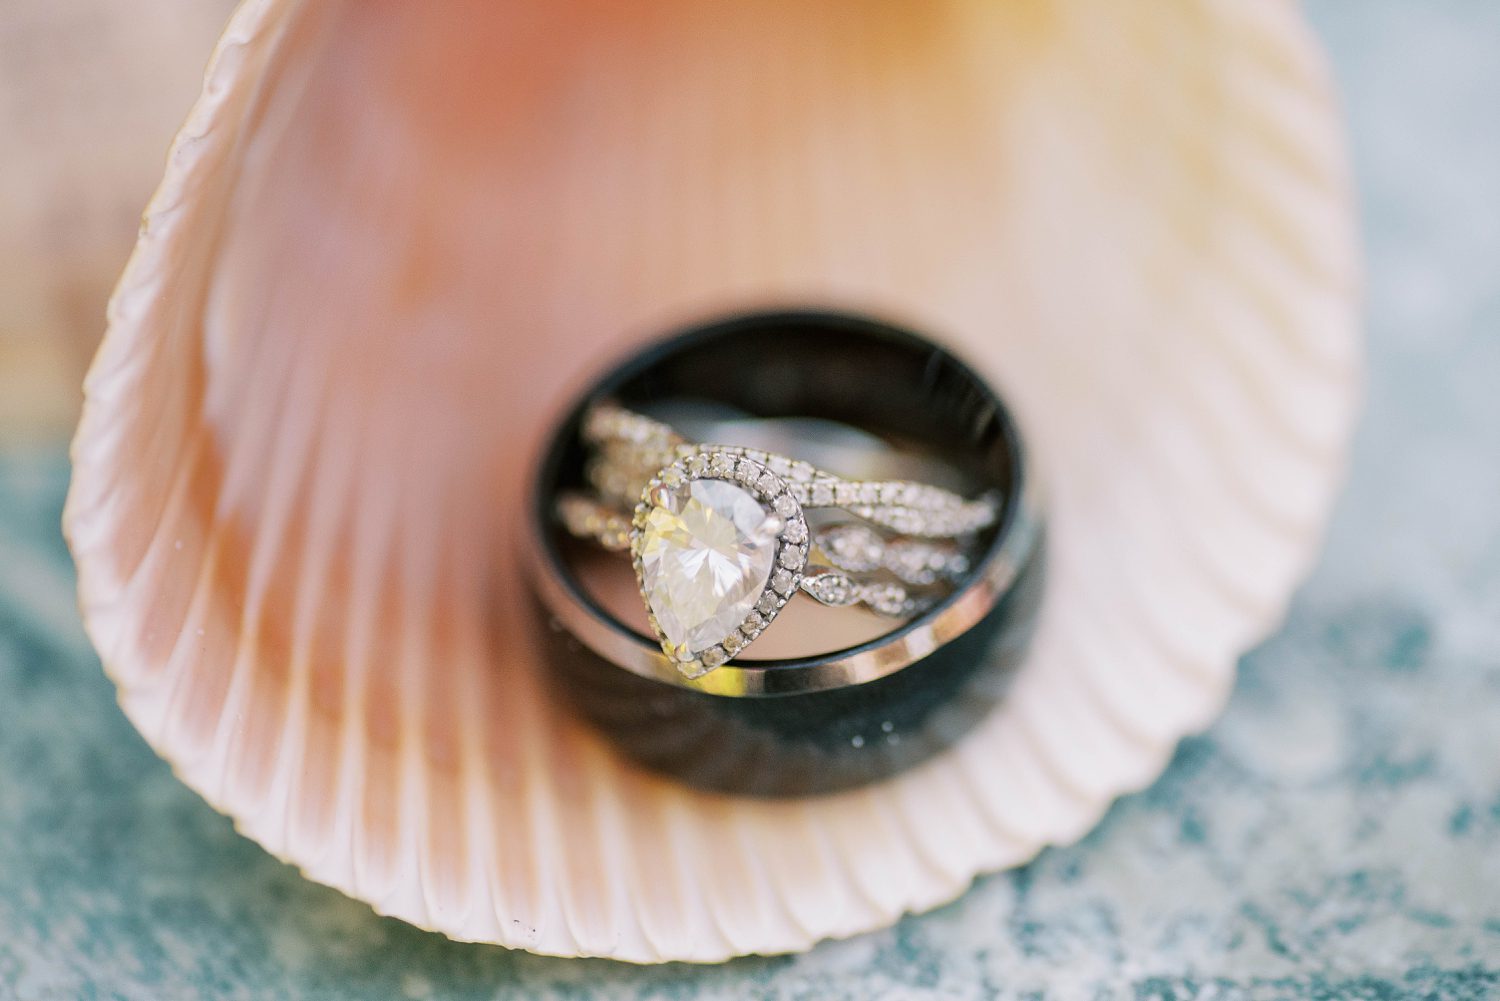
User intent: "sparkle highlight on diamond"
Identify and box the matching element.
[638,478,778,656]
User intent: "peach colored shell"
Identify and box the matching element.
[64,0,1359,963]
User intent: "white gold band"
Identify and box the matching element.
[583,402,1001,539]
[557,401,1006,679]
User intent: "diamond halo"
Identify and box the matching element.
[630,448,808,679]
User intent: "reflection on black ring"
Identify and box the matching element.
[526,309,1046,796]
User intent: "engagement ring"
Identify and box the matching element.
[559,402,1002,678]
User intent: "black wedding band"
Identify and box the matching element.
[525,310,1045,795]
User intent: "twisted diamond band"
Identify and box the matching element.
[583,402,1001,540]
[559,492,946,620]
[557,401,1001,678]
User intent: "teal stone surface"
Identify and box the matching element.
[2,2,1498,997]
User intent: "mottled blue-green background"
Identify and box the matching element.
[2,3,1497,998]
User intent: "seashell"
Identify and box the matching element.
[63,0,1359,963]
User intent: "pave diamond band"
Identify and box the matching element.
[583,403,1001,539]
[559,401,1001,678]
[560,493,946,621]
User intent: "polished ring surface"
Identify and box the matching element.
[559,401,1003,679]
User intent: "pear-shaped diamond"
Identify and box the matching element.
[638,478,777,656]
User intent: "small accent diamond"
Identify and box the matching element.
[822,524,883,571]
[864,583,908,617]
[803,572,856,606]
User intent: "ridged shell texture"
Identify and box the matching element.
[65,0,1359,962]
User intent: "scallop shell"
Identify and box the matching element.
[64,0,1359,963]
